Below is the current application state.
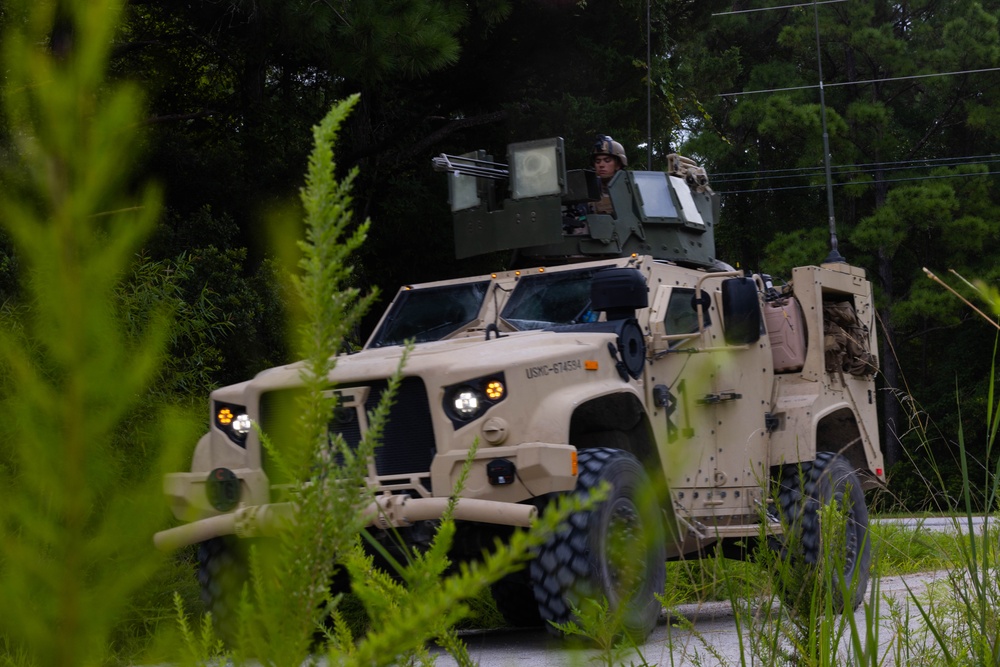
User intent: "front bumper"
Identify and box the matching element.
[156,442,578,551]
[153,495,539,551]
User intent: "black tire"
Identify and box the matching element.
[490,570,544,627]
[197,536,249,641]
[529,448,666,639]
[777,452,871,612]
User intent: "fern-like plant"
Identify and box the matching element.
[0,1,194,665]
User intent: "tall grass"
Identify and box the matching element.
[880,269,1000,665]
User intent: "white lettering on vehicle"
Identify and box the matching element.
[525,359,583,379]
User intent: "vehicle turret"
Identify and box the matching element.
[432,137,719,267]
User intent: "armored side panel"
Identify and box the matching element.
[517,170,718,267]
[453,197,565,259]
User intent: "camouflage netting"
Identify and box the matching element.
[824,301,878,377]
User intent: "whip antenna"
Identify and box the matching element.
[814,0,845,263]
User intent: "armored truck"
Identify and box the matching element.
[156,137,884,638]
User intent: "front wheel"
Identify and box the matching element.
[491,570,544,627]
[530,448,666,639]
[777,452,872,612]
[197,536,249,642]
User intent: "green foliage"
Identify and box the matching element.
[852,182,959,260]
[871,521,959,575]
[887,332,1000,664]
[115,253,234,402]
[173,592,225,663]
[148,206,292,386]
[0,1,194,664]
[190,93,380,665]
[762,227,832,279]
[552,597,653,667]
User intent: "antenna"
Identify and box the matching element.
[813,0,845,263]
[715,1,848,264]
[647,0,653,170]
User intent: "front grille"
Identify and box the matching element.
[258,377,436,488]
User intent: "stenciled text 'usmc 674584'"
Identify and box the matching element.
[525,359,583,379]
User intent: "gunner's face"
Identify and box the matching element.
[594,154,619,180]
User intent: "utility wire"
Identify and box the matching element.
[719,67,1000,97]
[712,156,1000,184]
[711,153,1000,178]
[713,0,846,16]
[707,2,1000,195]
[719,168,1000,194]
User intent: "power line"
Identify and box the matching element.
[711,153,1000,179]
[711,156,1000,184]
[712,0,846,17]
[718,168,1000,194]
[719,66,1000,97]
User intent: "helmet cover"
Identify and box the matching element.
[592,135,628,167]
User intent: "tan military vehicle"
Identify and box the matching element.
[156,137,884,638]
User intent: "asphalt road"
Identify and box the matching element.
[431,517,984,666]
[431,570,950,666]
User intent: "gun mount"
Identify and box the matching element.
[433,137,719,267]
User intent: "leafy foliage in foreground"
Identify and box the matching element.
[0,0,193,664]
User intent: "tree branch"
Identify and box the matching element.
[346,108,511,166]
[142,110,219,125]
[397,109,510,163]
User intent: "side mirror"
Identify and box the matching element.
[591,267,648,321]
[721,277,761,345]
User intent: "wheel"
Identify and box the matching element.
[490,570,544,627]
[777,452,871,612]
[197,536,249,641]
[529,448,666,639]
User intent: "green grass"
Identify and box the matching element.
[872,520,969,576]
[648,520,960,611]
[107,549,202,665]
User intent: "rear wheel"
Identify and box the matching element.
[530,448,666,639]
[777,452,871,612]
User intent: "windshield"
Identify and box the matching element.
[368,281,491,348]
[501,267,608,330]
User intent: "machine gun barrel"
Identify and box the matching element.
[432,153,509,180]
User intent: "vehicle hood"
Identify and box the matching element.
[243,329,618,391]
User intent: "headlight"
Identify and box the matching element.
[452,389,481,417]
[215,401,252,447]
[443,373,507,427]
[232,413,253,436]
